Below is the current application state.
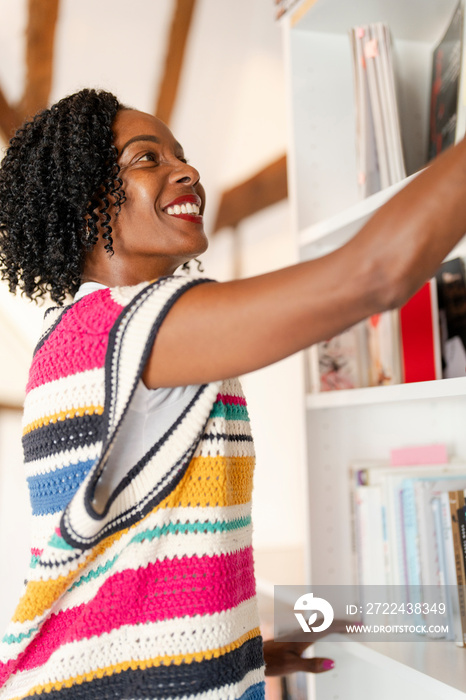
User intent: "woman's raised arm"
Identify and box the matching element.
[143,137,466,388]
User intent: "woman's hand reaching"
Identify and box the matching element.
[263,639,334,675]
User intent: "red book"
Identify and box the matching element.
[399,280,442,383]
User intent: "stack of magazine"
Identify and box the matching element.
[349,22,406,197]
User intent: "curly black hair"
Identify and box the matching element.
[0,88,126,304]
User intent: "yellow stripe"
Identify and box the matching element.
[22,405,104,435]
[19,628,262,699]
[159,455,255,509]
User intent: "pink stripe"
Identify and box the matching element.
[216,393,247,406]
[3,548,256,677]
[27,291,123,392]
[30,548,43,557]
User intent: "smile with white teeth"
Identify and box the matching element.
[166,202,200,216]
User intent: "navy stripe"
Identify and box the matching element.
[32,636,264,699]
[201,432,253,442]
[22,413,103,463]
[27,459,95,515]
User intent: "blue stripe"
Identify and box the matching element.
[27,459,95,515]
[239,682,266,700]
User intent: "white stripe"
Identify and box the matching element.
[1,601,263,700]
[27,512,61,552]
[109,279,149,306]
[22,368,105,429]
[194,437,255,459]
[24,442,101,478]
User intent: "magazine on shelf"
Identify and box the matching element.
[428,1,463,159]
[349,21,406,197]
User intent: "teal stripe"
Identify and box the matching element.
[49,531,75,550]
[69,516,251,591]
[69,554,119,591]
[130,515,252,544]
[209,402,250,421]
[3,626,38,645]
[30,554,40,569]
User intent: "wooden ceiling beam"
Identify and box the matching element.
[213,154,288,233]
[0,85,21,142]
[155,0,197,125]
[19,0,60,122]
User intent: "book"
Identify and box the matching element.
[435,257,466,378]
[354,484,387,585]
[428,1,463,159]
[439,491,465,645]
[399,279,442,383]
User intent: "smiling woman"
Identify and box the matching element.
[1,87,466,699]
[82,109,209,289]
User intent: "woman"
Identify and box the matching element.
[0,88,465,699]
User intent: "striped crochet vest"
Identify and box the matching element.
[0,276,265,700]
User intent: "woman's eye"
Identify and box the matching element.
[138,153,157,163]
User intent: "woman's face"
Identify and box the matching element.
[83,108,208,285]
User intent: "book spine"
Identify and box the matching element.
[440,491,464,645]
[449,490,466,645]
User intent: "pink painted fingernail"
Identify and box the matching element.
[322,659,335,671]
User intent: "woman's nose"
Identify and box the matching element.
[171,161,200,186]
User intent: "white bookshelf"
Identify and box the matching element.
[306,376,466,409]
[312,635,466,699]
[280,0,466,697]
